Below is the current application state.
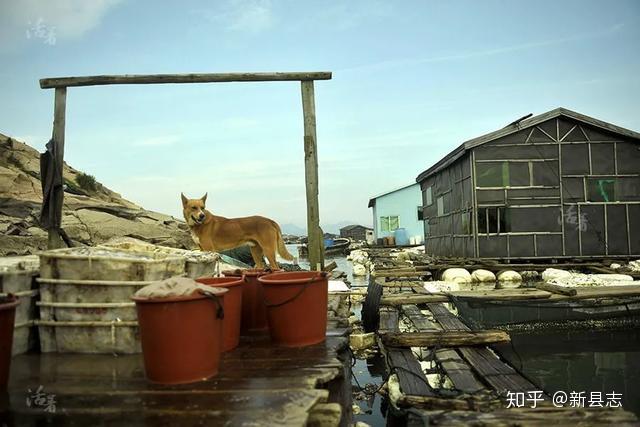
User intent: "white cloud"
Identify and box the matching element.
[0,0,122,51]
[197,0,274,34]
[340,23,626,74]
[132,135,181,147]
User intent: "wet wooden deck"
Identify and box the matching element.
[371,275,640,425]
[3,327,351,426]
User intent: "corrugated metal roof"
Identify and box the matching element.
[415,107,640,183]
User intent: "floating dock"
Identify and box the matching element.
[364,251,640,425]
[4,325,351,426]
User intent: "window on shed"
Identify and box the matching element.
[380,216,400,232]
[437,197,444,216]
[587,178,616,202]
[417,206,424,221]
[477,207,511,234]
[425,186,433,206]
[477,162,509,187]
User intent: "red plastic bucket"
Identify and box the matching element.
[132,290,226,384]
[223,269,269,333]
[1,296,19,391]
[196,277,243,351]
[258,271,328,347]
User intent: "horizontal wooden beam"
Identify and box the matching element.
[381,288,553,306]
[40,72,333,89]
[381,330,511,347]
[535,282,577,296]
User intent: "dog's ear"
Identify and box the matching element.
[201,193,208,205]
[181,193,188,208]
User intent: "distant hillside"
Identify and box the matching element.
[281,221,372,236]
[280,223,306,236]
[0,134,194,256]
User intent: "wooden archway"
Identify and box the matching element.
[40,72,331,270]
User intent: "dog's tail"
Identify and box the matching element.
[276,227,295,261]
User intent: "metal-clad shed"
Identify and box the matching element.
[416,107,640,259]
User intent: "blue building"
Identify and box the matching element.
[367,183,424,242]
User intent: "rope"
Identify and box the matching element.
[201,291,224,319]
[264,277,315,308]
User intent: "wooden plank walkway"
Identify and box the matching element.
[5,330,350,426]
[370,272,639,425]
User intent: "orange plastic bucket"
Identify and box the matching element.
[196,277,243,351]
[258,271,328,347]
[1,296,19,391]
[223,269,269,333]
[132,290,226,384]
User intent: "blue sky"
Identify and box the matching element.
[1,0,639,231]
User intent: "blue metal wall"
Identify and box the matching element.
[370,183,423,240]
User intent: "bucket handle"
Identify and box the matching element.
[264,273,326,308]
[201,291,225,319]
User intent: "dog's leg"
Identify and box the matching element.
[261,241,280,270]
[249,245,266,269]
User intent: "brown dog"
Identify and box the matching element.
[181,193,294,269]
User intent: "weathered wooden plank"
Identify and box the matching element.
[449,289,552,300]
[47,87,66,249]
[401,305,439,331]
[434,349,486,394]
[379,306,399,333]
[401,305,486,394]
[381,330,511,348]
[458,347,536,393]
[426,303,470,331]
[552,285,640,300]
[416,406,639,425]
[535,282,577,296]
[301,80,324,270]
[374,271,431,278]
[40,72,333,88]
[307,402,342,427]
[426,303,536,393]
[382,294,450,305]
[397,394,501,411]
[387,349,434,397]
[382,289,553,306]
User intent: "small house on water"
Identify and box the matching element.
[339,224,373,242]
[368,183,424,243]
[416,107,640,259]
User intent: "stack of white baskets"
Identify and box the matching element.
[0,256,40,355]
[36,247,185,354]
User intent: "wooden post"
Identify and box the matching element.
[48,87,67,249]
[301,80,324,270]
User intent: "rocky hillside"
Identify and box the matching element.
[0,133,194,256]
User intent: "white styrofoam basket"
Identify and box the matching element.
[36,320,141,354]
[39,247,185,281]
[37,278,151,304]
[0,255,39,355]
[37,301,137,322]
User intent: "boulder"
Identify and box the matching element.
[591,274,633,282]
[520,270,541,281]
[424,280,461,293]
[0,133,194,256]
[471,269,496,282]
[441,268,472,284]
[542,268,572,282]
[497,270,522,282]
[349,332,375,350]
[352,263,367,276]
